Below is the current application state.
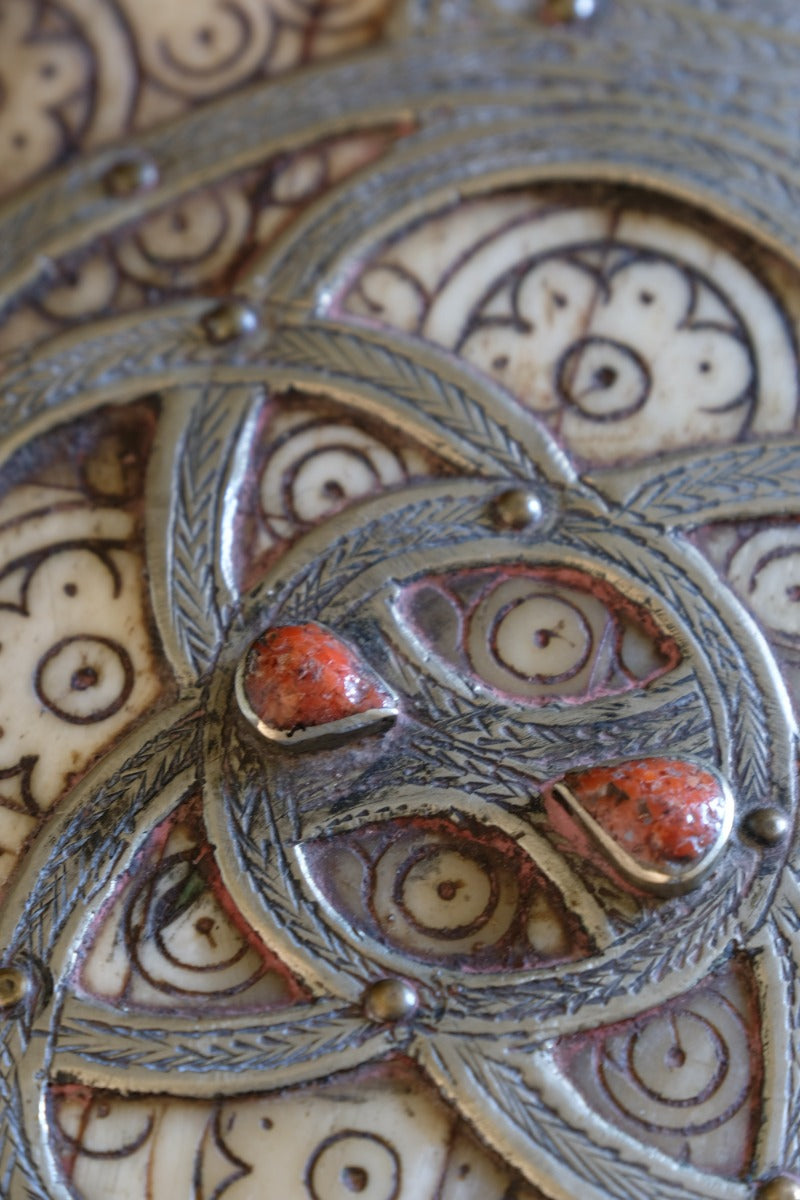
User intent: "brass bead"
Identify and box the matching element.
[0,966,29,1013]
[363,978,419,1023]
[490,488,544,530]
[540,0,603,21]
[744,807,790,846]
[757,1177,800,1200]
[104,157,160,197]
[202,299,260,344]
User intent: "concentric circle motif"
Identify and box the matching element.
[617,1009,740,1127]
[395,845,498,935]
[3,8,800,1200]
[378,833,515,949]
[556,336,652,423]
[35,635,134,724]
[306,1131,401,1200]
[211,472,793,1012]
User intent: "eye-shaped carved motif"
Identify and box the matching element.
[301,815,594,970]
[78,806,303,1013]
[398,566,681,704]
[457,251,756,444]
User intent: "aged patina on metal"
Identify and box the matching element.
[2,1,800,1197]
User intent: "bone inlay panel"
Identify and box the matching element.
[340,192,800,465]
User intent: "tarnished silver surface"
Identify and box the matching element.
[2,3,800,1199]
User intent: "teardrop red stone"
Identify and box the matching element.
[241,623,394,733]
[561,758,727,866]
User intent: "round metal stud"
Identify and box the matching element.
[363,978,419,1023]
[539,0,603,22]
[103,156,160,197]
[756,1177,800,1200]
[490,487,544,530]
[743,807,790,846]
[202,298,260,344]
[0,965,29,1013]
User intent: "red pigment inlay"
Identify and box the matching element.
[243,623,393,732]
[562,758,726,865]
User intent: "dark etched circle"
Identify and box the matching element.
[258,416,405,541]
[595,994,752,1136]
[628,1011,728,1108]
[392,842,500,939]
[487,592,592,684]
[35,635,134,724]
[556,336,651,422]
[284,444,383,525]
[123,853,260,996]
[306,1130,400,1200]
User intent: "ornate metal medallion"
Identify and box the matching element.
[2,2,800,1197]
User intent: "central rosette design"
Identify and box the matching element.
[208,475,789,1019]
